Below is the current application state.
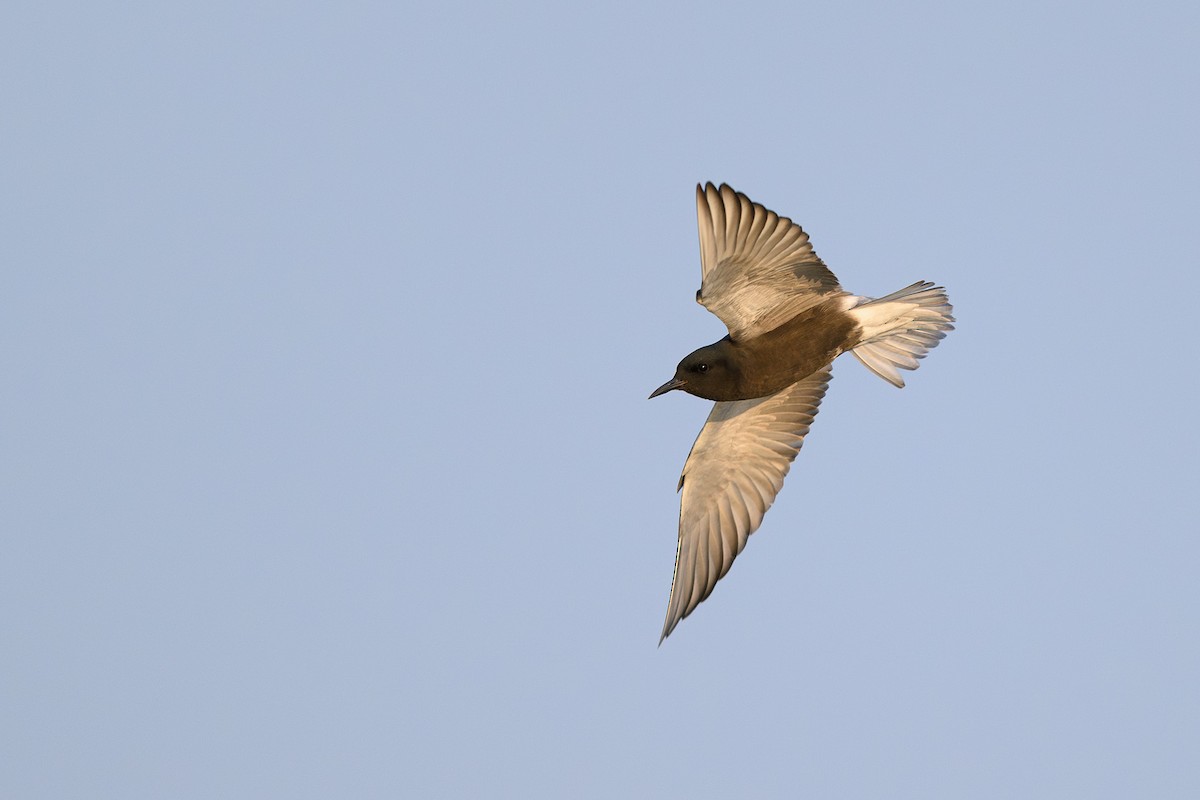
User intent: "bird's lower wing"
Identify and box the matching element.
[660,365,833,642]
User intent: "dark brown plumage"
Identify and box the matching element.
[650,297,859,402]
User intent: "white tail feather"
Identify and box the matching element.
[848,281,954,388]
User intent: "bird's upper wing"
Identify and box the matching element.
[660,365,833,642]
[696,183,843,340]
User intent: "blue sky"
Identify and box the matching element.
[4,2,1198,797]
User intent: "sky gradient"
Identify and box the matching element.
[4,2,1199,797]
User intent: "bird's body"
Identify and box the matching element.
[677,297,860,401]
[651,183,954,642]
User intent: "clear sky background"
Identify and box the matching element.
[4,2,1198,798]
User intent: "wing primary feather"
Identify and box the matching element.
[660,366,834,641]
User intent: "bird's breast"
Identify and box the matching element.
[731,300,859,399]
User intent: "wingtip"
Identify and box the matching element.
[659,603,680,644]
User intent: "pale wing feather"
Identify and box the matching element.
[660,366,833,642]
[695,183,843,339]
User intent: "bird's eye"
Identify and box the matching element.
[697,363,708,373]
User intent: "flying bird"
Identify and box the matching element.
[650,183,954,642]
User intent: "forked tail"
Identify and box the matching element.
[847,281,954,387]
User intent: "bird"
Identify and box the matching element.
[650,183,954,642]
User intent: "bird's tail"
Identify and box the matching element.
[847,281,954,388]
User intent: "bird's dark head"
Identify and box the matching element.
[649,340,739,401]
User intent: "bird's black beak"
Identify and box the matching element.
[648,377,686,399]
